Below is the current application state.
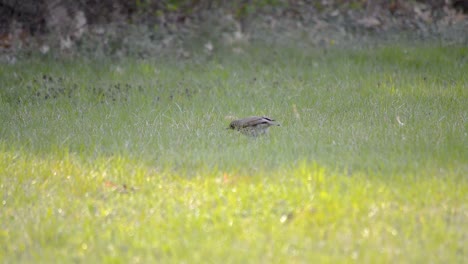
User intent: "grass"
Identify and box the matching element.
[0,42,467,263]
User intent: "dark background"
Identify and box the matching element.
[0,0,467,55]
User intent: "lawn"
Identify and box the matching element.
[0,42,467,263]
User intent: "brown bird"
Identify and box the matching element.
[228,116,280,137]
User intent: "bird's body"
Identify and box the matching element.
[228,116,280,136]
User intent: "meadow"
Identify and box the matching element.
[0,42,467,263]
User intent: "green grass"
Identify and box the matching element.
[0,43,467,263]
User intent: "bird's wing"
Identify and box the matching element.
[243,116,278,127]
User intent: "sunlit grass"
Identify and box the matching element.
[1,150,466,263]
[0,43,467,263]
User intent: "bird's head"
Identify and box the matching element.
[227,122,237,130]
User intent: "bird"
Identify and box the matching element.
[228,116,280,137]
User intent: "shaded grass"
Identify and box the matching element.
[0,42,467,262]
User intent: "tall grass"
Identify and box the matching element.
[0,43,467,263]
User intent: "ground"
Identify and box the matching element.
[0,41,467,263]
